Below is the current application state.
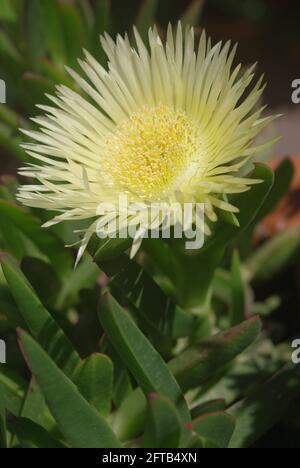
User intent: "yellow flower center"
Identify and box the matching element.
[103,105,199,198]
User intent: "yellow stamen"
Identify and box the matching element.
[103,105,199,198]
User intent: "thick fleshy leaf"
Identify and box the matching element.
[206,165,275,249]
[188,411,235,448]
[0,283,25,331]
[245,224,300,284]
[143,394,182,449]
[0,383,7,448]
[73,354,113,418]
[113,389,146,442]
[144,165,274,310]
[99,294,190,427]
[90,249,195,339]
[10,417,65,449]
[229,363,300,448]
[18,330,121,448]
[256,157,294,222]
[230,250,246,325]
[21,257,61,309]
[0,369,26,416]
[0,254,80,376]
[169,316,261,392]
[196,338,281,407]
[114,317,260,440]
[191,399,227,419]
[18,378,55,433]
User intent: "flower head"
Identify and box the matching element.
[18,23,277,260]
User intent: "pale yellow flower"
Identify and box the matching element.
[18,23,277,259]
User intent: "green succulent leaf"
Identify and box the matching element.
[256,157,294,222]
[17,378,55,434]
[197,338,282,407]
[169,315,261,392]
[99,294,190,427]
[113,388,147,442]
[207,165,275,249]
[90,248,195,339]
[73,354,113,418]
[9,417,65,449]
[0,283,25,331]
[188,411,235,449]
[0,369,26,416]
[229,363,300,448]
[0,254,80,376]
[143,394,182,449]
[191,399,227,419]
[18,330,121,448]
